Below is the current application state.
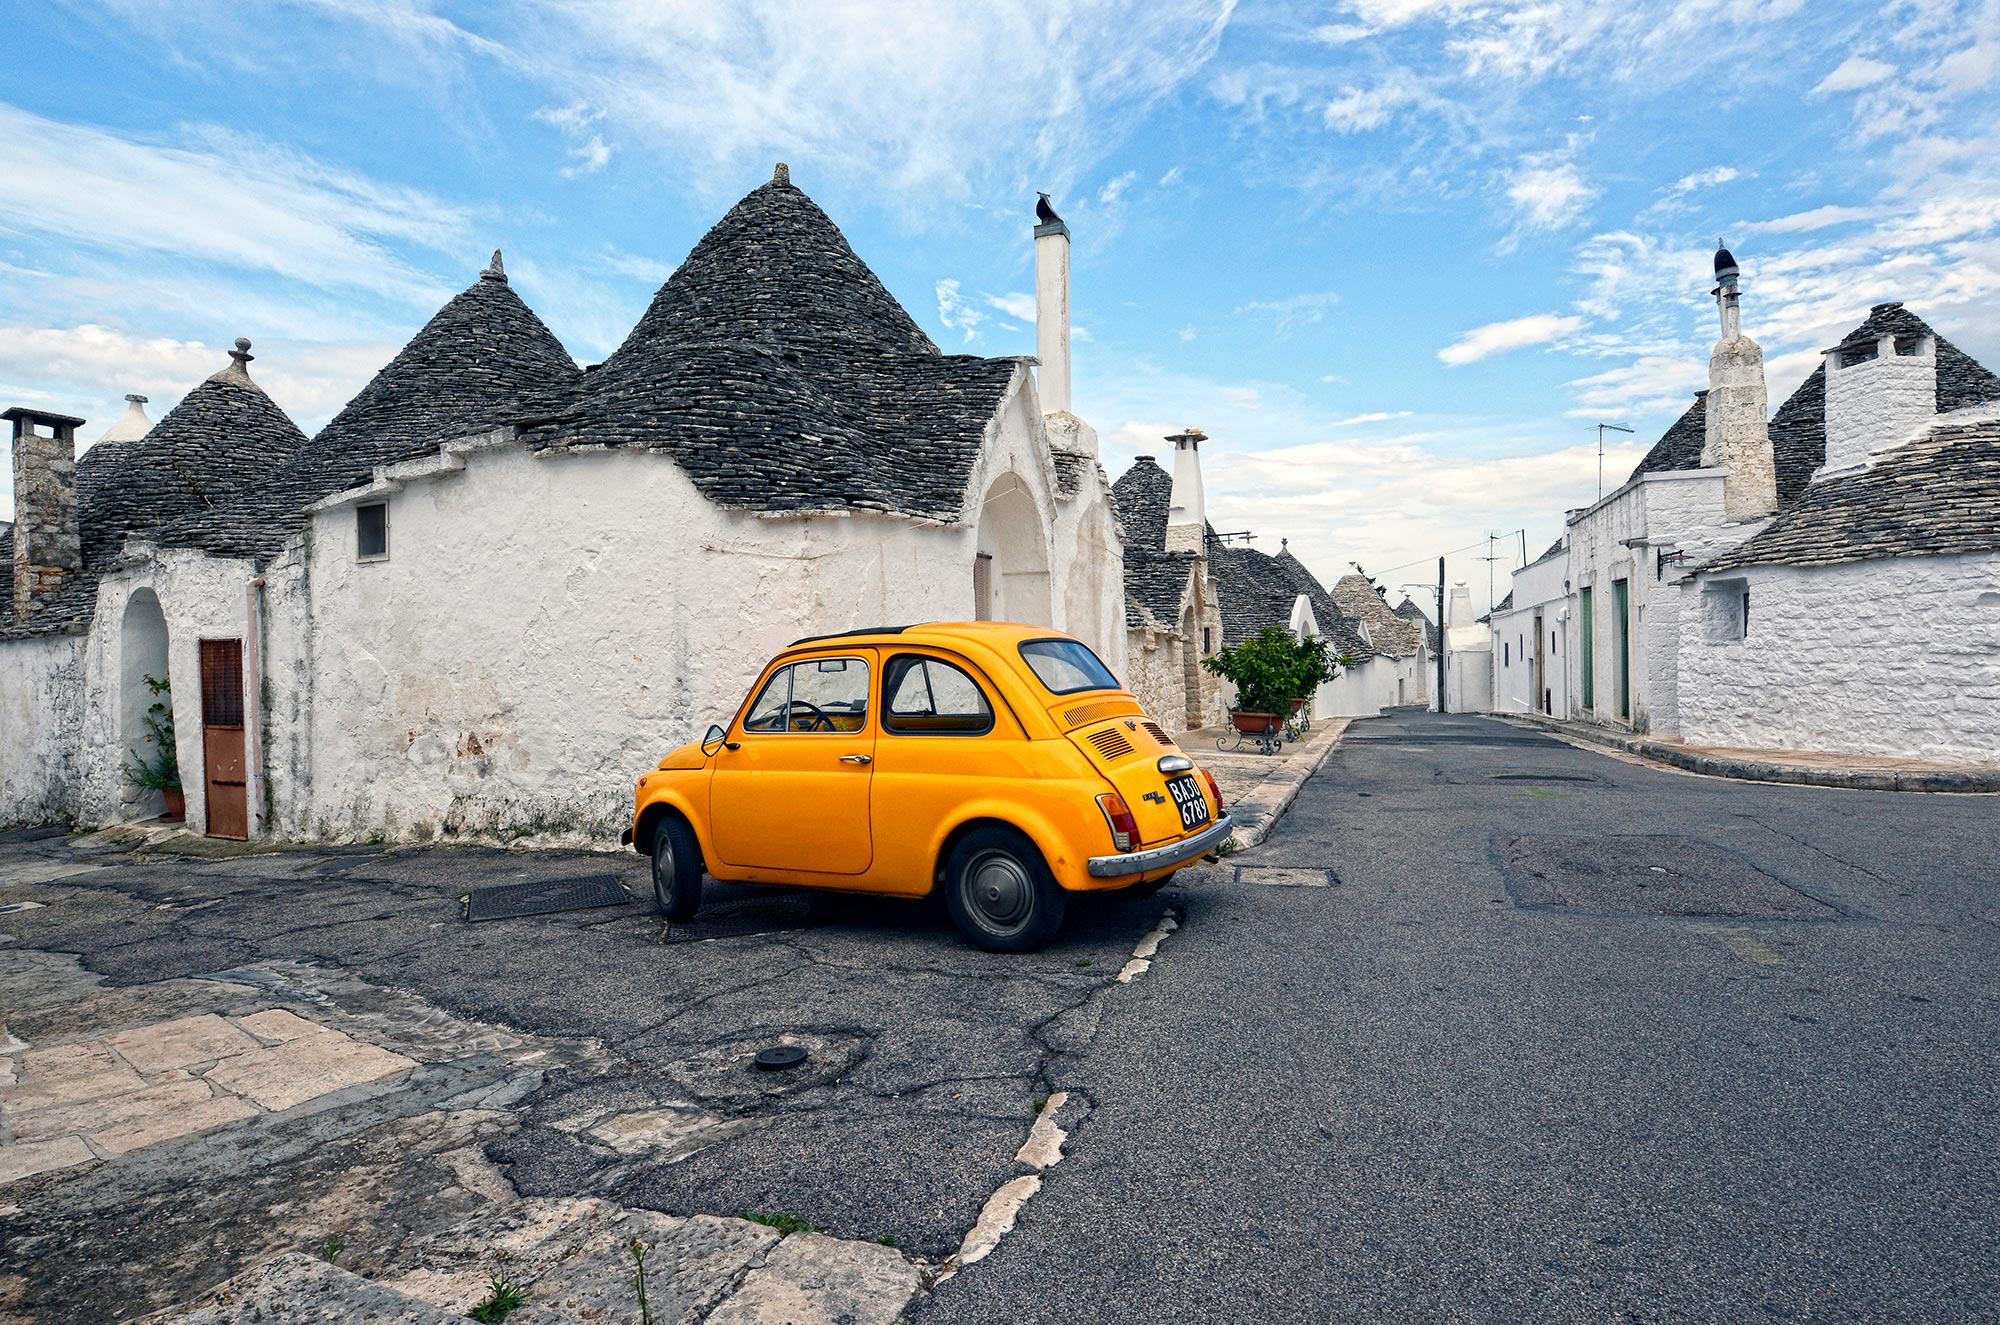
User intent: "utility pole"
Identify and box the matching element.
[1436,555,1446,713]
[1597,423,1634,499]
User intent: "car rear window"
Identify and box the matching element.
[1018,639,1119,695]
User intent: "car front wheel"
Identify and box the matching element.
[651,816,704,922]
[944,826,1066,953]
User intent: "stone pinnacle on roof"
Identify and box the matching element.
[481,250,507,282]
[95,393,153,445]
[210,337,256,385]
[774,162,789,185]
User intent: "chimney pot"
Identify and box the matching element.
[1034,201,1072,415]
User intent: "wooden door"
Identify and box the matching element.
[1532,612,1547,713]
[199,639,249,840]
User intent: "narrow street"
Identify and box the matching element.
[918,711,2000,1323]
[4,711,1997,1322]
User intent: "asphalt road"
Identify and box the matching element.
[917,710,2000,1324]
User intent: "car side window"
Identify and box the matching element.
[883,655,995,735]
[742,658,871,734]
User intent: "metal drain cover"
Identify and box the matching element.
[754,1045,808,1071]
[1234,866,1338,888]
[466,875,631,922]
[1503,835,1837,919]
[663,895,815,944]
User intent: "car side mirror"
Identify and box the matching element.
[701,724,735,757]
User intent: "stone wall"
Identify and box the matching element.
[1677,551,2000,764]
[10,421,81,618]
[0,634,85,824]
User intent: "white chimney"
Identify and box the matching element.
[1820,307,1937,476]
[1034,195,1072,416]
[1448,581,1473,627]
[1165,428,1207,553]
[1701,240,1777,521]
[95,393,152,446]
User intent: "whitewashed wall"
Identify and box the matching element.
[1677,551,2000,764]
[0,634,84,825]
[1492,550,1569,716]
[1562,469,1754,736]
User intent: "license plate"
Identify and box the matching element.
[1166,774,1210,831]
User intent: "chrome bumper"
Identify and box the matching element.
[1086,815,1234,879]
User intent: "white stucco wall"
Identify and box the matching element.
[0,634,85,825]
[1561,469,1759,736]
[1677,551,2000,764]
[1822,343,1936,475]
[1491,550,1569,716]
[81,549,264,834]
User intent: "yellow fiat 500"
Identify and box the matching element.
[623,622,1231,951]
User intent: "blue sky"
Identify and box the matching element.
[5,0,1997,611]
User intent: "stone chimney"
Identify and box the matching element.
[95,393,152,445]
[1821,305,1937,474]
[5,407,85,620]
[1165,428,1207,553]
[1033,194,1072,415]
[1700,240,1777,521]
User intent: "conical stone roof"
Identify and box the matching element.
[520,170,1019,522]
[153,260,579,564]
[2,343,307,636]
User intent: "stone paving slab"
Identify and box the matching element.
[105,1014,261,1075]
[91,1095,261,1158]
[13,1077,213,1143]
[201,1035,416,1112]
[1177,720,1349,850]
[0,1133,95,1184]
[707,1231,923,1325]
[126,1253,467,1325]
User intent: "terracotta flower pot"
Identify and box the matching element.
[1229,710,1280,735]
[161,789,186,823]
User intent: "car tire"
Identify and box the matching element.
[1126,871,1174,896]
[651,816,704,921]
[943,826,1066,953]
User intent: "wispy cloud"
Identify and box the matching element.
[1505,143,1598,236]
[1234,290,1341,334]
[1438,313,1587,366]
[1812,55,1896,95]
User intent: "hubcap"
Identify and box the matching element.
[654,839,676,904]
[966,851,1032,932]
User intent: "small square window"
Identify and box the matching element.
[357,502,389,561]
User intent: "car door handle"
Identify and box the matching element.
[838,754,873,765]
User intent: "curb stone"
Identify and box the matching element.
[1498,714,2000,794]
[1224,720,1349,852]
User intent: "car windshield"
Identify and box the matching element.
[1018,639,1119,695]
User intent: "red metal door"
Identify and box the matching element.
[199,639,249,840]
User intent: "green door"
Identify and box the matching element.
[1579,587,1594,710]
[1614,578,1631,719]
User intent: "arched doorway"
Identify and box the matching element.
[120,589,171,817]
[974,473,1052,626]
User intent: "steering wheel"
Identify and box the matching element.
[786,701,835,732]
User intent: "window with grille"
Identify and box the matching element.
[198,639,245,726]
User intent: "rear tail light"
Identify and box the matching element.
[1096,792,1138,853]
[1199,767,1224,812]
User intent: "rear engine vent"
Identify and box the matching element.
[1063,699,1130,728]
[1141,721,1173,747]
[1085,728,1135,761]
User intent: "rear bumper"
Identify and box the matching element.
[1086,815,1233,879]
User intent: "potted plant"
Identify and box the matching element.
[124,674,184,821]
[1201,628,1350,736]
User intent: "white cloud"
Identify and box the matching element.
[1179,323,1197,342]
[1323,79,1424,133]
[987,292,1037,322]
[1505,150,1598,233]
[1098,170,1140,205]
[1749,204,1879,234]
[1563,353,1703,417]
[1221,385,1262,408]
[0,103,464,307]
[1438,313,1586,366]
[1664,165,1739,196]
[1159,165,1185,186]
[1933,40,2000,92]
[1812,55,1897,95]
[1233,290,1341,334]
[560,134,614,177]
[533,101,603,134]
[1330,410,1414,426]
[934,278,984,342]
[1311,22,1376,44]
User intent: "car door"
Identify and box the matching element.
[867,651,1011,893]
[709,650,877,875]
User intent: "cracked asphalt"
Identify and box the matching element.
[916,711,2000,1323]
[6,710,1997,1322]
[0,830,1180,1322]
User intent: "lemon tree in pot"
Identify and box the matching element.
[123,674,184,821]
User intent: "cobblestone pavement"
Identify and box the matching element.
[0,827,1195,1324]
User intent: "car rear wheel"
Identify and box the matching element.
[651,816,703,921]
[944,826,1066,953]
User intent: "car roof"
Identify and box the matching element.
[787,621,1078,650]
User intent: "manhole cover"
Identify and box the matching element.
[663,895,815,944]
[1503,835,1837,919]
[466,875,631,922]
[1234,866,1338,888]
[755,1045,809,1071]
